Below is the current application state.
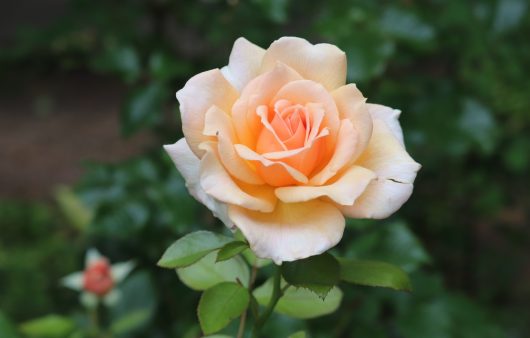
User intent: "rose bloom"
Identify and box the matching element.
[83,258,114,296]
[165,37,421,264]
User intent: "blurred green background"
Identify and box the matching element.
[0,0,529,337]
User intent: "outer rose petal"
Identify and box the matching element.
[332,84,373,159]
[275,165,376,205]
[261,37,347,91]
[356,119,420,183]
[228,200,345,264]
[221,37,266,92]
[339,179,414,219]
[176,69,239,157]
[367,103,404,146]
[164,139,231,226]
[203,106,264,184]
[199,143,277,213]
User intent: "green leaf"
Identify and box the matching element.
[254,279,342,319]
[0,312,19,338]
[281,252,340,298]
[110,309,151,335]
[158,231,234,268]
[177,251,249,290]
[20,315,75,338]
[288,331,307,338]
[339,258,412,291]
[198,282,250,335]
[54,185,93,230]
[242,248,272,268]
[379,8,435,43]
[216,241,248,262]
[121,82,166,136]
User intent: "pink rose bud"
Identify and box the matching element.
[83,259,114,296]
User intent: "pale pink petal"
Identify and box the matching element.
[275,165,376,205]
[199,143,276,213]
[221,37,266,92]
[261,37,347,90]
[228,200,345,264]
[310,119,358,185]
[332,84,373,159]
[164,139,231,226]
[356,120,420,184]
[367,103,404,146]
[232,63,303,148]
[176,69,239,157]
[203,106,264,184]
[339,179,414,219]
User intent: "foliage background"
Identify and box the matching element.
[1,0,529,337]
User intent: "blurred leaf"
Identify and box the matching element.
[121,82,166,136]
[344,36,394,82]
[396,299,451,338]
[177,251,250,291]
[254,279,342,319]
[242,248,272,268]
[493,0,528,34]
[253,0,289,23]
[339,258,412,291]
[216,241,248,262]
[92,45,141,84]
[149,52,191,82]
[288,331,307,338]
[20,315,75,338]
[459,99,498,155]
[110,309,151,335]
[0,312,19,338]
[54,185,93,231]
[198,282,249,335]
[502,138,530,173]
[281,252,340,298]
[158,231,234,268]
[379,8,435,43]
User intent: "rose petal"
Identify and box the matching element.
[164,139,231,226]
[332,84,373,159]
[176,69,239,157]
[232,63,303,148]
[310,119,358,185]
[199,142,276,213]
[356,119,420,183]
[368,103,404,146]
[339,179,414,219]
[203,106,264,184]
[275,165,376,205]
[234,144,309,186]
[228,200,345,264]
[221,37,266,92]
[262,37,347,91]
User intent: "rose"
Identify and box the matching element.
[165,37,420,264]
[83,258,114,296]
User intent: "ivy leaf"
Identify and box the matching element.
[158,231,234,268]
[339,258,412,291]
[281,252,340,298]
[177,251,250,290]
[254,278,342,319]
[216,241,248,262]
[198,282,250,335]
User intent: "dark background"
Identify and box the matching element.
[1,0,529,337]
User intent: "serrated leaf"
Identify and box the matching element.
[158,231,234,268]
[177,251,249,290]
[198,282,249,335]
[281,252,340,298]
[216,241,248,262]
[20,315,75,338]
[339,258,412,291]
[254,279,342,319]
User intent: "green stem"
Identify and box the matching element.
[251,265,283,338]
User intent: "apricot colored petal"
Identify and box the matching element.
[203,106,264,184]
[199,143,276,213]
[232,63,303,147]
[339,179,414,219]
[368,103,404,146]
[164,139,231,226]
[234,144,309,185]
[332,84,372,159]
[221,37,266,92]
[276,165,376,205]
[310,119,358,185]
[176,69,239,157]
[356,120,420,184]
[262,37,347,91]
[228,200,345,264]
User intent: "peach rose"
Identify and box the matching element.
[165,37,420,264]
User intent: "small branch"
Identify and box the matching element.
[251,265,283,338]
[236,309,248,338]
